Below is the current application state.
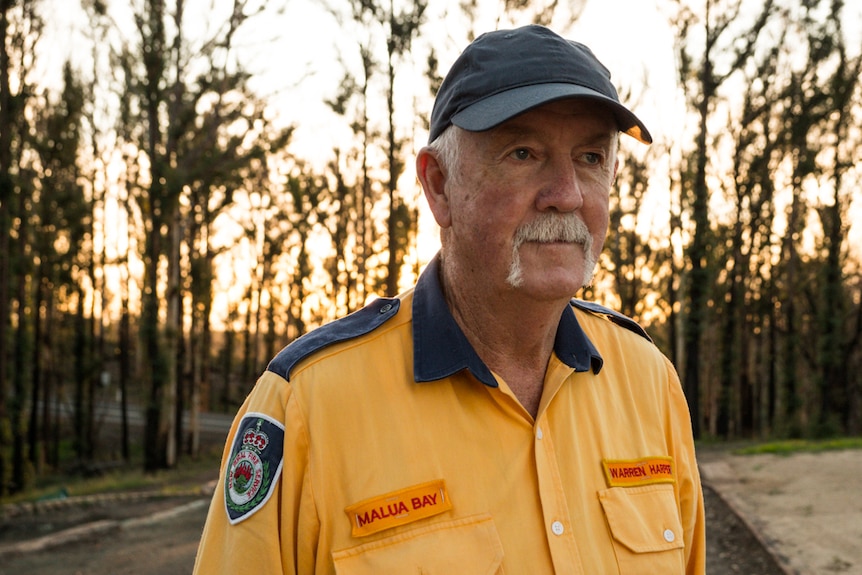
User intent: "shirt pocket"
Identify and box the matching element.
[598,484,685,574]
[332,513,504,575]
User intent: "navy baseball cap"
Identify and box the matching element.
[428,25,652,145]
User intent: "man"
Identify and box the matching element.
[194,24,705,574]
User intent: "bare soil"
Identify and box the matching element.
[704,483,786,575]
[700,448,862,575]
[0,466,787,575]
[3,405,795,572]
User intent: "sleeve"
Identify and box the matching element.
[192,370,318,575]
[664,357,707,575]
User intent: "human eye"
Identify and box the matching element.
[580,151,604,165]
[509,147,532,161]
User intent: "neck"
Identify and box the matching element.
[439,257,569,417]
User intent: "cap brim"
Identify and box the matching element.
[450,83,652,144]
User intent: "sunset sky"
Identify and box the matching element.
[34,0,862,276]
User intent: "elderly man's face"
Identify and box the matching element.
[443,99,618,301]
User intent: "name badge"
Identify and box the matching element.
[602,456,675,487]
[345,479,452,537]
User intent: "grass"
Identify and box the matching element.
[2,447,223,506]
[732,437,862,456]
[9,435,860,504]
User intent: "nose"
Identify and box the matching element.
[535,155,584,212]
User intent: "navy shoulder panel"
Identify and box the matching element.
[570,299,653,343]
[267,297,401,381]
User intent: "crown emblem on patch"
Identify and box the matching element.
[242,425,269,452]
[224,413,285,524]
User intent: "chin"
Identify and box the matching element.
[516,273,587,300]
[508,255,591,291]
[512,242,595,283]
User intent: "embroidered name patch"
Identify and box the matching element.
[224,413,285,525]
[602,457,675,487]
[345,479,452,537]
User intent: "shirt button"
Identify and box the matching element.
[551,521,564,536]
[536,427,544,440]
[663,529,675,542]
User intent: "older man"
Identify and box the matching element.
[194,24,705,575]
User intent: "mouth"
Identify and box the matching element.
[524,238,581,246]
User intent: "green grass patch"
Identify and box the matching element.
[733,437,862,456]
[2,447,223,505]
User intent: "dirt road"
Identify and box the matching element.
[0,477,784,575]
[700,448,862,575]
[0,500,208,575]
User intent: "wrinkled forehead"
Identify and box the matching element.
[529,98,620,124]
[479,99,620,141]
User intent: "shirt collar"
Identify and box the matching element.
[412,253,603,387]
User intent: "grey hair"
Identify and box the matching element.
[427,125,464,186]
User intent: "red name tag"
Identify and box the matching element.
[602,457,675,487]
[345,479,452,537]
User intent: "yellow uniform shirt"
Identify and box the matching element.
[194,255,705,574]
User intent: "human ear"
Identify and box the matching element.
[416,147,452,228]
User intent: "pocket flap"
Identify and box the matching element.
[598,484,685,553]
[332,514,503,575]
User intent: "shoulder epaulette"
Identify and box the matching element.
[569,299,653,343]
[267,297,401,380]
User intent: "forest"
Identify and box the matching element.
[0,0,860,496]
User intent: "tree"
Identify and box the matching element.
[670,0,778,438]
[323,0,385,308]
[382,0,426,296]
[113,0,290,470]
[772,0,862,436]
[0,0,15,495]
[0,0,45,495]
[796,1,862,435]
[30,62,89,468]
[604,150,673,326]
[713,31,784,438]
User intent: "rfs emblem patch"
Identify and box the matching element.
[224,412,284,524]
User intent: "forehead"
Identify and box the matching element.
[450,98,622,160]
[467,99,618,149]
[505,98,618,131]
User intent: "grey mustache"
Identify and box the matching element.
[514,214,592,245]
